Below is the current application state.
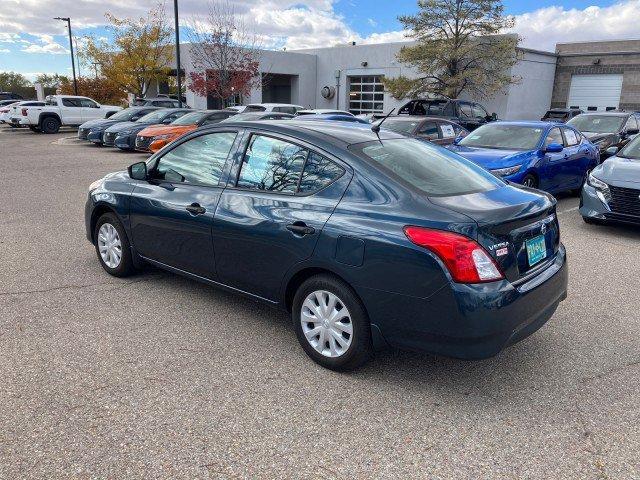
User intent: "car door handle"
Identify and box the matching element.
[286,222,315,236]
[185,203,206,215]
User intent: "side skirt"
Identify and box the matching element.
[137,253,280,306]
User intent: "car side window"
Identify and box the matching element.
[412,101,427,115]
[62,98,82,107]
[624,116,638,132]
[273,106,296,114]
[237,135,307,193]
[544,128,564,147]
[299,152,345,194]
[152,132,237,186]
[163,112,185,123]
[472,104,487,119]
[80,99,98,108]
[418,121,439,140]
[562,128,579,146]
[459,103,473,118]
[202,114,224,125]
[438,122,458,139]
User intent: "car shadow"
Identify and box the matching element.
[133,263,559,401]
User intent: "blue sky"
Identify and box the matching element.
[0,0,636,80]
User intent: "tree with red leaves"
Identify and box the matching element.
[187,1,262,107]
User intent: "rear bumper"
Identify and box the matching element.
[360,244,568,359]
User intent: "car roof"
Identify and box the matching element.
[383,115,442,122]
[490,120,557,128]
[578,111,630,117]
[208,119,404,146]
[247,103,303,107]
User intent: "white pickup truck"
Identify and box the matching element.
[21,95,122,134]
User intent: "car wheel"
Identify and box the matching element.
[40,117,61,134]
[521,174,538,189]
[292,274,372,371]
[94,213,135,277]
[29,125,41,132]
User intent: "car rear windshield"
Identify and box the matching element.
[171,111,208,125]
[379,119,420,135]
[245,105,267,112]
[350,139,502,197]
[459,124,543,150]
[567,115,625,134]
[617,135,640,159]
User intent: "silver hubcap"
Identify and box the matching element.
[97,223,122,269]
[300,290,353,358]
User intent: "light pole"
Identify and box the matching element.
[54,17,78,95]
[172,0,182,107]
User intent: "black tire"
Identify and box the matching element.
[93,213,135,277]
[29,125,41,132]
[40,116,61,134]
[521,173,538,189]
[292,274,373,371]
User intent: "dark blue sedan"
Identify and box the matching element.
[85,121,568,370]
[448,121,599,193]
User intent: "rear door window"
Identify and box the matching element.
[299,153,344,194]
[417,121,439,140]
[62,98,82,107]
[237,135,307,193]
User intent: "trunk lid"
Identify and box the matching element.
[429,185,559,282]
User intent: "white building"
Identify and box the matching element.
[169,41,557,120]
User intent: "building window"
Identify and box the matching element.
[348,75,384,115]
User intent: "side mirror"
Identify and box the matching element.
[162,118,173,124]
[490,112,498,121]
[545,143,564,153]
[453,136,463,145]
[128,161,148,180]
[605,146,619,156]
[626,128,639,136]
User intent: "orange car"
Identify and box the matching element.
[135,110,235,152]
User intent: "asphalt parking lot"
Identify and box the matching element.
[1,126,639,479]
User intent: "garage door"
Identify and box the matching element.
[567,74,623,111]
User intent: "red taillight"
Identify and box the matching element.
[21,108,28,116]
[403,226,504,283]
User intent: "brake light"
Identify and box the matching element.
[22,108,28,116]
[403,226,504,283]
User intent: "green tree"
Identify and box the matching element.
[0,71,31,91]
[384,0,519,100]
[34,73,69,89]
[82,3,173,98]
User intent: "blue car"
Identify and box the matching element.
[85,121,568,370]
[448,121,599,193]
